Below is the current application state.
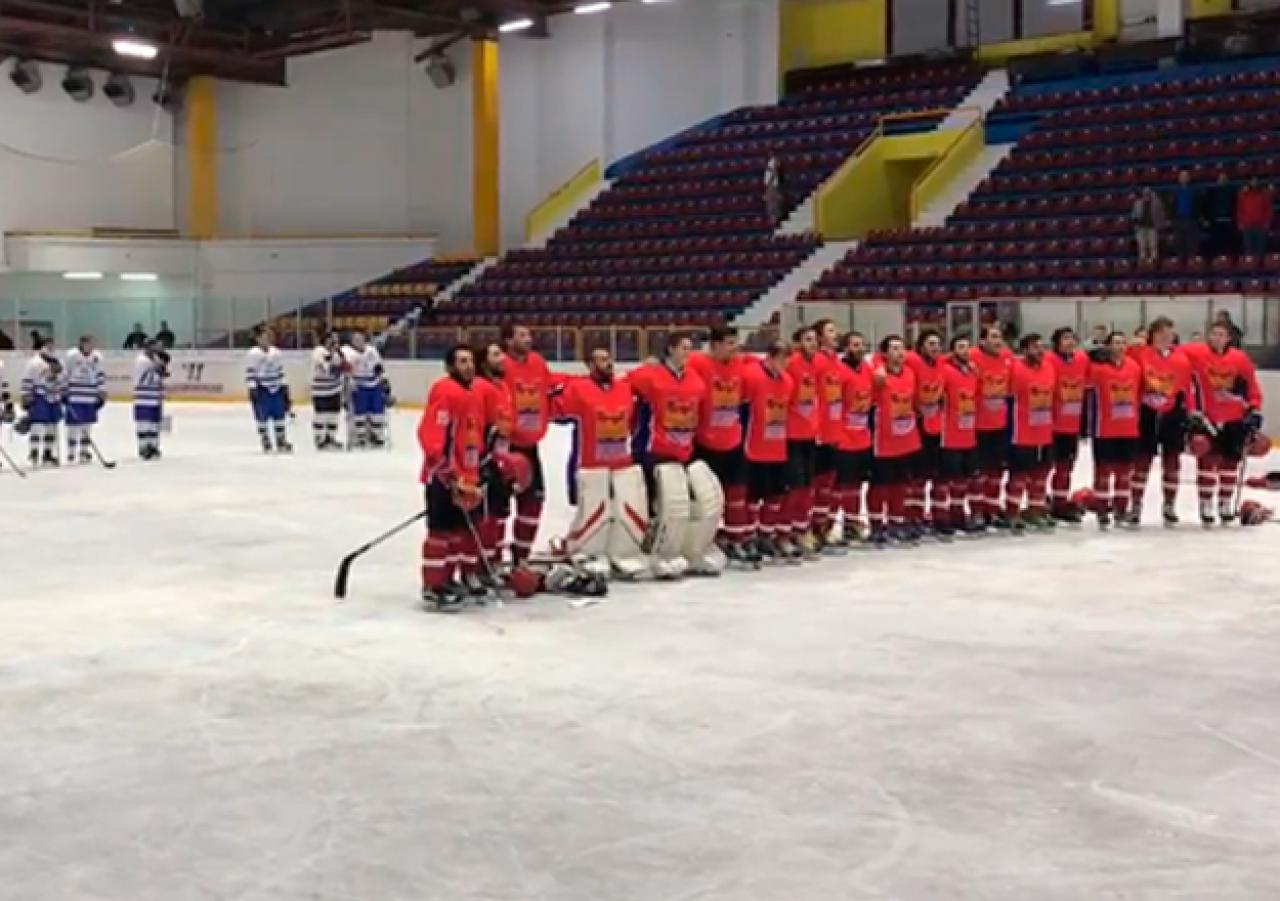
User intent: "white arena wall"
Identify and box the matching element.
[4,351,1279,429]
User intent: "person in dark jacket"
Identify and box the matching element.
[1169,170,1204,260]
[123,323,148,350]
[1205,172,1238,257]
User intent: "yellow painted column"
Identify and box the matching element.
[472,38,500,257]
[185,76,218,238]
[779,0,887,83]
[1093,0,1121,41]
[1187,0,1233,18]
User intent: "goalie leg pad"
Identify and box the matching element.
[564,467,613,561]
[649,463,690,578]
[683,460,726,575]
[607,465,652,580]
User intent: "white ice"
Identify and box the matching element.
[3,404,1280,900]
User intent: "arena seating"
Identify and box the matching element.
[423,60,982,333]
[801,56,1280,303]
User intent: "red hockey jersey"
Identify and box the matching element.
[742,361,793,463]
[940,356,979,451]
[873,366,921,459]
[1010,357,1057,448]
[786,351,821,441]
[502,350,559,448]
[1183,342,1262,425]
[815,350,847,446]
[629,361,705,463]
[1050,349,1089,436]
[1135,345,1196,415]
[1088,357,1142,439]
[551,374,634,470]
[418,375,486,484]
[839,356,874,452]
[474,376,513,454]
[905,350,945,437]
[973,346,1013,432]
[687,351,745,452]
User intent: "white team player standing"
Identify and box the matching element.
[64,335,107,464]
[133,341,169,460]
[310,331,346,450]
[244,327,293,454]
[342,332,387,448]
[0,359,14,470]
[21,339,65,467]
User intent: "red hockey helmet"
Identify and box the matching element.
[507,566,541,598]
[495,450,533,494]
[1189,432,1214,460]
[1239,499,1274,526]
[1069,487,1096,511]
[1247,432,1272,458]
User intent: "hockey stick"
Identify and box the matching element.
[334,510,427,600]
[63,404,117,469]
[0,437,27,478]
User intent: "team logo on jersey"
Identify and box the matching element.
[595,409,630,461]
[512,381,542,432]
[918,382,943,418]
[954,389,977,431]
[458,414,483,468]
[794,375,816,417]
[1142,370,1175,407]
[1108,381,1137,420]
[1028,384,1054,426]
[763,396,787,441]
[662,398,698,445]
[1205,366,1244,404]
[889,391,915,436]
[709,377,741,428]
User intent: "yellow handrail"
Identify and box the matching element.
[524,158,601,243]
[909,108,985,221]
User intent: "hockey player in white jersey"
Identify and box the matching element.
[63,335,106,464]
[0,359,14,470]
[342,331,386,448]
[244,327,292,453]
[133,340,170,460]
[310,331,347,450]
[20,337,65,467]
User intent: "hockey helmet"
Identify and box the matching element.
[1239,499,1274,526]
[507,566,542,599]
[494,450,533,494]
[1070,487,1096,511]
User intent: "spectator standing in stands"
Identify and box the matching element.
[155,320,176,349]
[1169,170,1203,260]
[1131,187,1165,264]
[123,323,148,350]
[1236,177,1275,258]
[1206,172,1238,257]
[764,155,783,227]
[1213,310,1244,349]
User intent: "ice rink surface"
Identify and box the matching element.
[4,403,1280,900]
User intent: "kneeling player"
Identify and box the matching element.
[870,336,921,546]
[417,345,487,612]
[1007,334,1057,532]
[938,336,980,537]
[1088,332,1143,529]
[1184,322,1264,525]
[551,346,649,579]
[742,342,794,564]
[1133,316,1194,525]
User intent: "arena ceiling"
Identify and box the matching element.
[0,0,570,86]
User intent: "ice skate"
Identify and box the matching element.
[1162,502,1179,526]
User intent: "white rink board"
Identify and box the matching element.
[3,405,1280,900]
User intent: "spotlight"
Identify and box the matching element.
[424,52,456,89]
[62,66,94,102]
[112,38,159,60]
[499,18,534,33]
[10,59,41,94]
[104,73,135,107]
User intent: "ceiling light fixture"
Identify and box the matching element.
[574,2,612,14]
[112,38,159,60]
[499,18,535,33]
[63,272,104,281]
[120,272,159,282]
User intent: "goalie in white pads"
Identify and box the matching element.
[628,333,726,578]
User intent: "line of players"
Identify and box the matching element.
[414,317,1266,607]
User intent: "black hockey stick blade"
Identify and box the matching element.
[0,442,28,478]
[334,510,428,600]
[87,436,117,469]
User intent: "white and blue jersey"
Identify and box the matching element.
[310,346,344,400]
[21,354,64,424]
[246,345,288,421]
[344,345,385,416]
[64,347,106,425]
[133,353,167,423]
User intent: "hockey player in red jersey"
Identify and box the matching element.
[972,325,1014,529]
[550,346,649,578]
[1133,317,1196,526]
[1007,334,1058,533]
[501,323,562,564]
[784,326,822,557]
[473,343,515,590]
[741,341,795,564]
[1088,331,1143,529]
[688,326,751,563]
[811,319,845,550]
[417,345,488,612]
[835,331,874,545]
[905,329,945,533]
[1184,322,1265,525]
[1048,327,1089,523]
[870,335,921,546]
[938,335,980,538]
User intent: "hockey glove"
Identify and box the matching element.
[1186,410,1212,435]
[1245,410,1263,434]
